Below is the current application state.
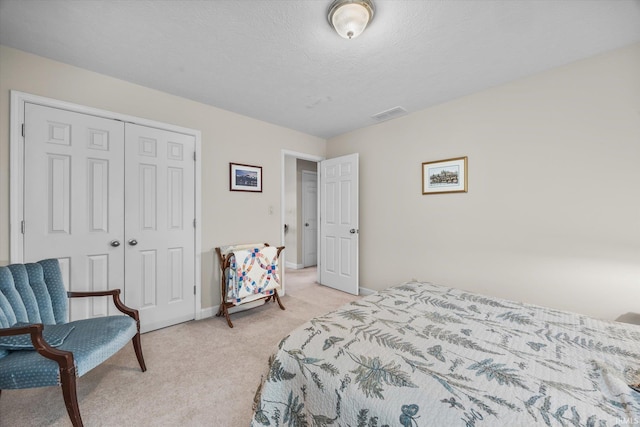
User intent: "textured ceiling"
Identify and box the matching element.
[1,0,639,139]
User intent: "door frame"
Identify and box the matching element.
[280,149,323,293]
[9,90,204,320]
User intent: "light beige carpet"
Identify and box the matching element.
[0,267,360,426]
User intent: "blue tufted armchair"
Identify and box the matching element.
[0,259,146,427]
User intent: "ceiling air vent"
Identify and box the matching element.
[371,106,408,122]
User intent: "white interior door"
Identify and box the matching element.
[124,123,196,333]
[319,153,359,295]
[24,103,125,321]
[302,171,318,268]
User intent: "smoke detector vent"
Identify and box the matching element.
[371,106,408,122]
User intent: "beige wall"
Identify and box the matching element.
[3,43,638,321]
[0,45,326,310]
[327,43,640,321]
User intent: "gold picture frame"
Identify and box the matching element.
[422,156,468,195]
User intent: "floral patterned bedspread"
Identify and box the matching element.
[251,282,640,427]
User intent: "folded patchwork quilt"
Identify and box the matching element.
[227,246,281,303]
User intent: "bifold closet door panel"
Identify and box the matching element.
[124,123,196,333]
[23,102,125,321]
[23,103,196,331]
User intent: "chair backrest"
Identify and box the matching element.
[0,259,68,329]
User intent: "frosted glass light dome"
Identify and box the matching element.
[328,0,375,39]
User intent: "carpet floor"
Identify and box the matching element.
[0,267,360,426]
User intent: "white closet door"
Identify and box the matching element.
[124,123,196,333]
[24,103,125,321]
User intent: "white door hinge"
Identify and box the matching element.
[21,123,25,138]
[193,285,196,295]
[21,220,25,234]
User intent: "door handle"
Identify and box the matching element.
[128,239,138,246]
[305,223,309,227]
[349,229,357,234]
[110,240,121,247]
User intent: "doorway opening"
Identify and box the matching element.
[281,150,359,296]
[281,150,322,290]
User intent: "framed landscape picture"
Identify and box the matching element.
[422,156,467,195]
[230,163,262,192]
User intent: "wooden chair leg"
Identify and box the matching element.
[215,302,234,327]
[132,333,147,372]
[273,291,286,311]
[223,304,233,328]
[60,365,83,427]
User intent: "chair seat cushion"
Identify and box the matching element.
[0,323,75,350]
[0,315,136,389]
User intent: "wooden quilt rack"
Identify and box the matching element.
[214,243,285,328]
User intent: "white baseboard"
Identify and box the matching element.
[285,262,304,269]
[200,306,217,319]
[200,299,270,320]
[200,287,376,319]
[359,287,376,296]
[228,300,265,313]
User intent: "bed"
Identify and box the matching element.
[251,281,640,426]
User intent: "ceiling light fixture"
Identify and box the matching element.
[328,0,375,39]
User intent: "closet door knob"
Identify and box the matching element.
[110,240,121,247]
[128,239,138,246]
